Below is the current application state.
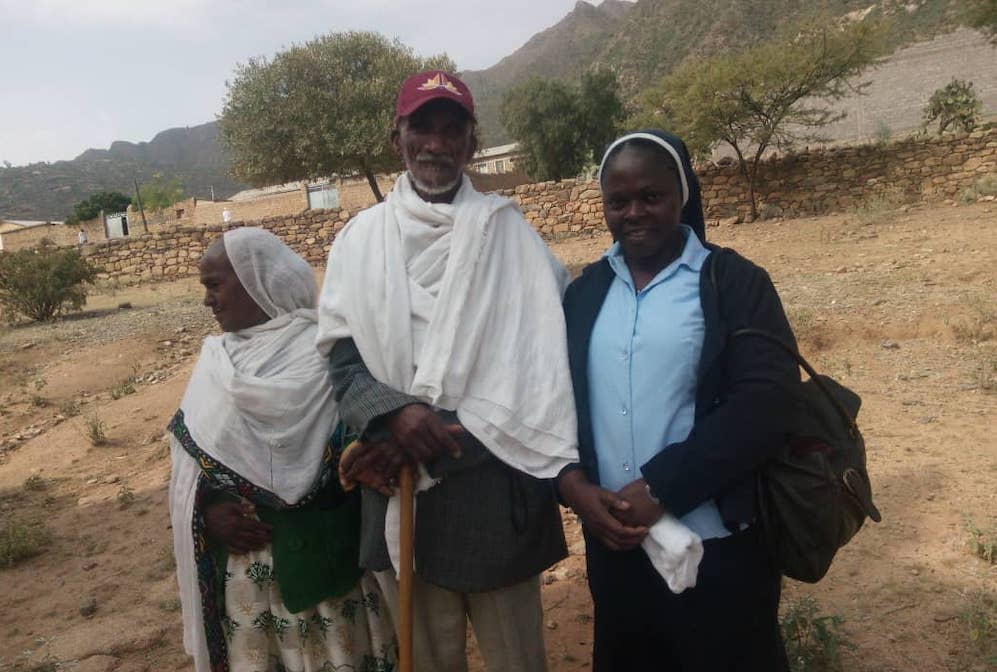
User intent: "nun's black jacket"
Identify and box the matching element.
[562,246,800,529]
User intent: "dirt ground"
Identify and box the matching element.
[1,201,994,671]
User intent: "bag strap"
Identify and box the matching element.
[708,248,858,437]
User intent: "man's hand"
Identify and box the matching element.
[558,469,648,551]
[339,440,405,496]
[387,404,464,463]
[203,500,272,555]
[613,479,665,529]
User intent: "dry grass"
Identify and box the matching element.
[82,413,107,446]
[849,188,907,227]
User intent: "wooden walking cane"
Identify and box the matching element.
[398,464,415,672]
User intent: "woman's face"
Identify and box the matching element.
[199,245,269,332]
[601,145,683,265]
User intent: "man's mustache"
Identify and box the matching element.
[416,153,456,167]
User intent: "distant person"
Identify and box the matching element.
[316,70,578,672]
[558,130,800,671]
[168,227,395,672]
[222,208,233,223]
[77,227,87,246]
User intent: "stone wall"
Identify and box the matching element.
[506,127,997,230]
[43,127,997,284]
[82,208,352,283]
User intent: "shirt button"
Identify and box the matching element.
[621,407,628,415]
[623,462,632,472]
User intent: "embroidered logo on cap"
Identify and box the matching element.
[417,73,462,96]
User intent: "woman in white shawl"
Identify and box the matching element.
[168,227,396,672]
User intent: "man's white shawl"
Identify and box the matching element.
[169,228,339,672]
[316,174,579,571]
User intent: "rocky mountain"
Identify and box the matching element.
[0,122,245,221]
[460,0,632,144]
[463,0,961,145]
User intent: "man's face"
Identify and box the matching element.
[392,99,475,196]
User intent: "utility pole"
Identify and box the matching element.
[133,179,149,234]
[210,185,216,201]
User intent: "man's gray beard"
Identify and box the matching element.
[408,170,462,196]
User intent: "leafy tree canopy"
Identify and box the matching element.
[135,173,186,212]
[500,68,626,182]
[922,78,983,134]
[218,31,454,202]
[66,191,132,224]
[638,16,889,219]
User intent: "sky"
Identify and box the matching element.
[0,0,598,167]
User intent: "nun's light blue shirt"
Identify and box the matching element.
[588,225,730,540]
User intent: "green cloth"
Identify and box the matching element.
[211,491,363,615]
[258,493,362,613]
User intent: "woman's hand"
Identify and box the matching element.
[613,479,665,529]
[203,500,272,554]
[558,469,648,551]
[339,440,405,496]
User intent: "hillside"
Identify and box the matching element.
[0,0,967,219]
[464,0,963,145]
[0,122,245,221]
[460,0,632,143]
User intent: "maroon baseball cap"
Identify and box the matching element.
[395,70,475,124]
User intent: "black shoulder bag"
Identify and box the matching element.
[711,252,882,583]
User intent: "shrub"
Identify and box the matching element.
[0,242,98,322]
[109,376,136,400]
[781,595,854,672]
[960,172,997,203]
[116,485,135,508]
[961,590,997,666]
[873,118,891,146]
[83,413,107,446]
[0,523,49,568]
[922,79,983,135]
[967,520,997,564]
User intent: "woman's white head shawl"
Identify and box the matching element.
[223,227,317,317]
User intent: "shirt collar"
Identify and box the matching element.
[604,224,709,291]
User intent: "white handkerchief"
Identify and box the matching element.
[641,515,704,594]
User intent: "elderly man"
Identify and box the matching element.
[316,71,579,672]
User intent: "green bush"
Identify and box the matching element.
[0,523,49,568]
[781,595,855,672]
[0,242,98,322]
[922,79,983,135]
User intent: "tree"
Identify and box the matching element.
[501,79,587,182]
[135,173,186,211]
[578,68,628,165]
[219,31,454,202]
[0,242,98,322]
[922,79,983,134]
[639,17,888,219]
[964,0,997,43]
[66,191,132,224]
[500,70,625,182]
